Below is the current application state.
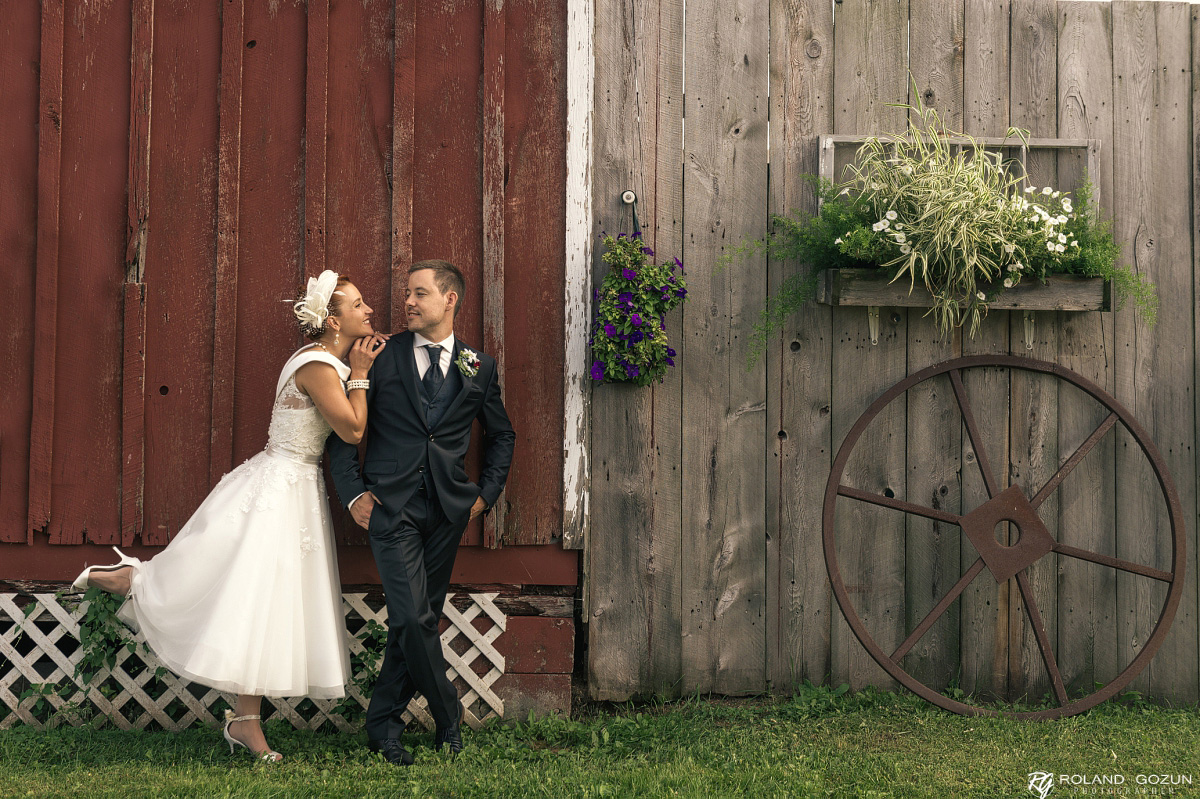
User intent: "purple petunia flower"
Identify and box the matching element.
[632,230,642,239]
[666,347,676,357]
[630,331,644,344]
[665,357,675,367]
[625,363,640,378]
[673,257,683,269]
[604,323,616,337]
[675,288,687,298]
[641,246,655,256]
[591,361,605,380]
[617,233,627,239]
[618,291,634,307]
[622,268,637,280]
[631,313,642,326]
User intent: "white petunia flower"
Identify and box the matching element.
[1062,199,1073,213]
[1025,186,1035,194]
[1047,242,1056,252]
[900,244,911,254]
[892,231,907,244]
[1058,233,1067,243]
[1052,190,1060,198]
[1055,243,1065,252]
[1003,278,1014,288]
[1057,215,1068,224]
[885,210,898,221]
[834,238,843,245]
[1003,243,1016,254]
[1042,186,1052,195]
[872,221,885,232]
[1071,240,1079,247]
[977,291,986,301]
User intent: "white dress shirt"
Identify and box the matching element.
[413,332,455,379]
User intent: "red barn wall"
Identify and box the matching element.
[0,0,573,590]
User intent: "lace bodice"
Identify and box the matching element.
[265,350,349,464]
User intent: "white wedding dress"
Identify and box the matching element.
[117,348,351,698]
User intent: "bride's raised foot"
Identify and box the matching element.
[223,710,283,763]
[71,547,140,594]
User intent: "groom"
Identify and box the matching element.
[327,259,515,765]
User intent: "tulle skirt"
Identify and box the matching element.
[118,447,349,698]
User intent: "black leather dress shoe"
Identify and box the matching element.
[434,703,464,755]
[368,738,414,766]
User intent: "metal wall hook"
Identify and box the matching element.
[621,189,642,236]
[1023,311,1035,351]
[868,306,880,345]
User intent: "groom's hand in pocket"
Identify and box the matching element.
[469,496,487,521]
[350,491,378,529]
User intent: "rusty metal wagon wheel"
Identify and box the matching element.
[822,355,1186,720]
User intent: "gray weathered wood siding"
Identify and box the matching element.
[585,0,1199,703]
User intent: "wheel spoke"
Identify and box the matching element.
[838,485,961,526]
[1030,412,1118,509]
[1052,542,1173,582]
[892,558,986,661]
[948,369,1001,499]
[1015,571,1068,707]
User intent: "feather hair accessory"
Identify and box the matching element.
[293,270,340,330]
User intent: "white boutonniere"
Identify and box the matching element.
[456,348,481,377]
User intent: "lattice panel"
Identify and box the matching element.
[0,592,505,732]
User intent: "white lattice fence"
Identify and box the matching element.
[0,592,505,732]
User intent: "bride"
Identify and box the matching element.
[72,270,385,761]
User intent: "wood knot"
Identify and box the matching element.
[805,38,823,59]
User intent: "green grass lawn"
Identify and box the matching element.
[2,686,1198,798]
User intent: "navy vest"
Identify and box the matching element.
[421,357,461,431]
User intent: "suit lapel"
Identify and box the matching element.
[437,339,477,426]
[394,332,428,429]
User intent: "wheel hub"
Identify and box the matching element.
[959,485,1055,583]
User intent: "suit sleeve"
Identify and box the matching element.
[476,359,516,509]
[325,362,374,509]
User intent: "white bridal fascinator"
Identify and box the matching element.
[293,270,341,330]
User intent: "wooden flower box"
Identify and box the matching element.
[815,268,1110,312]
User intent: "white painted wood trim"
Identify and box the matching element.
[562,0,594,550]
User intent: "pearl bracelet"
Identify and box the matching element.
[346,379,370,392]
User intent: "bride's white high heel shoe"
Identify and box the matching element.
[223,709,283,762]
[70,547,140,593]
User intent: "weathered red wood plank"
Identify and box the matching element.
[482,0,507,549]
[210,0,244,486]
[49,0,131,544]
[325,0,392,332]
[141,0,221,545]
[390,0,416,320]
[27,0,65,541]
[121,283,146,547]
[304,0,329,279]
[321,0,396,548]
[228,1,307,465]
[495,0,567,546]
[121,0,152,548]
[412,0,486,547]
[0,1,41,543]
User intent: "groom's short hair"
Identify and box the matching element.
[409,259,465,318]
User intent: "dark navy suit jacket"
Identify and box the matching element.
[326,332,515,530]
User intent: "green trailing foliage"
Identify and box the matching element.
[739,101,1156,366]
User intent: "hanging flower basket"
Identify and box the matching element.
[590,232,687,386]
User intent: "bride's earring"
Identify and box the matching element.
[334,332,340,346]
